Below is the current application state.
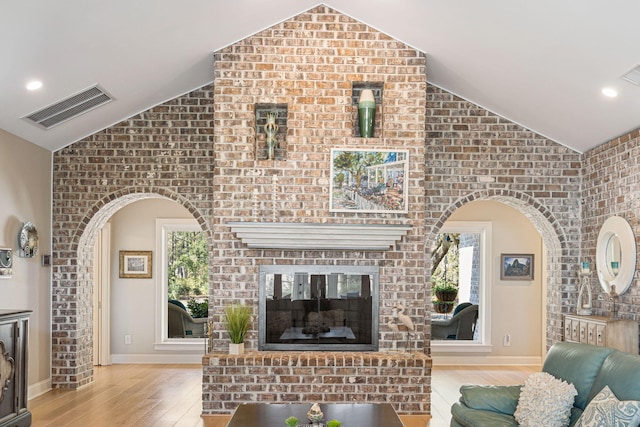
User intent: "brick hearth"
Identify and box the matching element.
[202,351,431,414]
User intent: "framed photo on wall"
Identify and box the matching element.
[0,248,12,279]
[500,253,534,280]
[119,250,152,278]
[329,148,409,213]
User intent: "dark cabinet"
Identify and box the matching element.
[0,310,31,427]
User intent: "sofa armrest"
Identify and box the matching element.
[451,403,520,427]
[459,384,522,415]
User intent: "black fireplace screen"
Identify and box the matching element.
[258,265,379,351]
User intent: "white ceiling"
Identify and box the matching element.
[3,1,640,153]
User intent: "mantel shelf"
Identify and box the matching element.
[227,222,412,251]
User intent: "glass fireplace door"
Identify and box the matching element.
[259,265,378,351]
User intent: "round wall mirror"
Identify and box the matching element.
[596,216,636,295]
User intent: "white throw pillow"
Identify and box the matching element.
[575,385,640,427]
[514,372,578,427]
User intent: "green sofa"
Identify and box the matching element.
[450,341,640,426]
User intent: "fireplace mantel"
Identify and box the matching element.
[227,222,412,250]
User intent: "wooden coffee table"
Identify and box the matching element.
[227,403,404,426]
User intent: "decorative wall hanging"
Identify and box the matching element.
[329,149,408,213]
[0,248,12,279]
[596,215,636,296]
[119,251,152,278]
[500,253,534,280]
[18,221,38,258]
[264,111,279,160]
[576,261,592,315]
[255,103,287,161]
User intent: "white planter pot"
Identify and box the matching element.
[229,342,245,355]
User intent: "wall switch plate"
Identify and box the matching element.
[503,334,511,347]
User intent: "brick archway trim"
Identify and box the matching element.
[426,188,567,349]
[52,187,212,389]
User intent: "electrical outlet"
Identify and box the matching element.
[124,334,132,345]
[503,334,511,347]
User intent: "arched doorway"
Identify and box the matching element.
[51,189,212,388]
[430,200,547,363]
[427,190,568,359]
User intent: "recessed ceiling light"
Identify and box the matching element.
[602,87,618,98]
[26,80,43,91]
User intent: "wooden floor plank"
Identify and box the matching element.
[29,363,538,427]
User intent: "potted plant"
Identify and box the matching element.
[327,419,342,427]
[187,298,208,318]
[432,300,455,314]
[432,276,458,314]
[432,280,458,302]
[284,416,299,427]
[223,303,252,355]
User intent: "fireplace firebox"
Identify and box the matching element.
[258,265,379,351]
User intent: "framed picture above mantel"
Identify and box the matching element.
[329,148,408,213]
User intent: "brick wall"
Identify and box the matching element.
[203,352,431,414]
[459,233,480,303]
[48,2,591,411]
[583,130,640,319]
[206,6,428,413]
[211,5,426,351]
[51,87,215,387]
[425,86,583,345]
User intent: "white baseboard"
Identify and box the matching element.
[28,378,52,400]
[431,355,542,366]
[110,353,205,364]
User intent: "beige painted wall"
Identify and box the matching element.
[109,198,200,360]
[0,129,51,395]
[434,200,543,363]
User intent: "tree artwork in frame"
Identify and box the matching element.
[119,251,152,278]
[500,253,534,280]
[329,148,409,213]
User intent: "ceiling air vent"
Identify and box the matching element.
[23,85,113,129]
[621,65,640,86]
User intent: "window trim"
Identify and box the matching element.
[154,218,206,351]
[431,221,493,353]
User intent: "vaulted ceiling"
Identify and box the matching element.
[3,1,640,153]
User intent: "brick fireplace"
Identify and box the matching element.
[205,5,429,415]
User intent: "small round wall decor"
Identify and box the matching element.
[18,222,38,258]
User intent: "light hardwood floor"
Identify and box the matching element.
[29,363,539,427]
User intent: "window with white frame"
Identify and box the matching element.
[431,221,492,352]
[155,219,208,350]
